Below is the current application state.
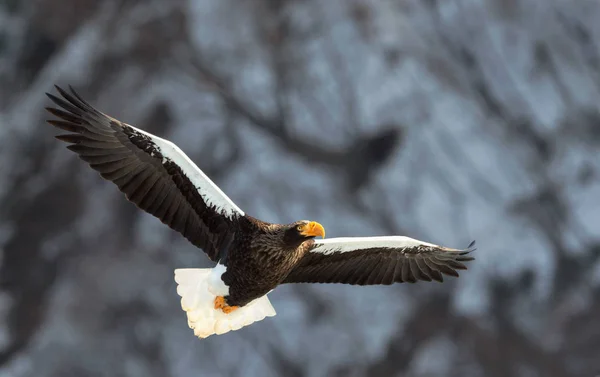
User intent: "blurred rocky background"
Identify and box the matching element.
[1,0,600,376]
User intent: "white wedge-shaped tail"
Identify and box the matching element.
[174,268,276,338]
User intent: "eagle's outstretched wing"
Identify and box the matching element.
[46,85,244,261]
[284,237,475,284]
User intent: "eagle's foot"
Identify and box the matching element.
[222,305,239,314]
[214,296,239,314]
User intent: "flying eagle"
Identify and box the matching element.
[45,86,476,338]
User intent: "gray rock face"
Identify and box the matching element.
[1,1,599,376]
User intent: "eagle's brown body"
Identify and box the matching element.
[223,218,316,306]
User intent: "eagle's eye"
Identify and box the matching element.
[296,224,303,232]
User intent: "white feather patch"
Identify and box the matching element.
[208,263,229,296]
[174,268,276,339]
[311,236,439,255]
[125,124,244,219]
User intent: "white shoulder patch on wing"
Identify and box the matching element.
[311,236,438,255]
[127,125,244,219]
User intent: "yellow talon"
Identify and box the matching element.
[214,296,239,314]
[222,305,239,314]
[214,296,226,310]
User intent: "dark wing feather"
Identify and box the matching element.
[45,85,245,261]
[284,238,475,285]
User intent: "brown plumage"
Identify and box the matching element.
[222,220,319,306]
[44,85,476,338]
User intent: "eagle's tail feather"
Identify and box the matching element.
[174,268,276,338]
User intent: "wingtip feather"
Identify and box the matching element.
[55,134,82,143]
[45,93,61,105]
[54,84,68,96]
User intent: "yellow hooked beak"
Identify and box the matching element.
[299,221,325,238]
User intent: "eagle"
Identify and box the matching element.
[45,86,476,338]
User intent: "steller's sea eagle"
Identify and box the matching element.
[45,85,476,338]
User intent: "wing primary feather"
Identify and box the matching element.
[380,258,397,285]
[392,259,405,283]
[90,158,136,174]
[127,172,161,203]
[183,214,199,239]
[67,144,127,156]
[145,181,172,213]
[443,259,468,270]
[121,168,155,196]
[50,122,114,142]
[56,135,122,149]
[138,179,167,210]
[422,258,444,281]
[102,161,143,182]
[355,257,377,285]
[405,259,419,283]
[152,186,176,219]
[172,207,190,234]
[163,196,183,228]
[54,85,91,113]
[46,93,86,117]
[47,120,85,133]
[171,205,190,232]
[411,258,432,281]
[55,134,87,144]
[401,259,411,283]
[113,164,148,187]
[415,258,435,281]
[79,153,130,165]
[364,256,385,285]
[345,266,363,285]
[336,261,360,284]
[340,263,364,285]
[370,254,394,284]
[365,255,387,285]
[325,263,345,283]
[67,85,99,113]
[429,257,460,277]
[45,107,86,124]
[430,271,444,282]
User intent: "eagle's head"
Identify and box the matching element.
[282,220,325,248]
